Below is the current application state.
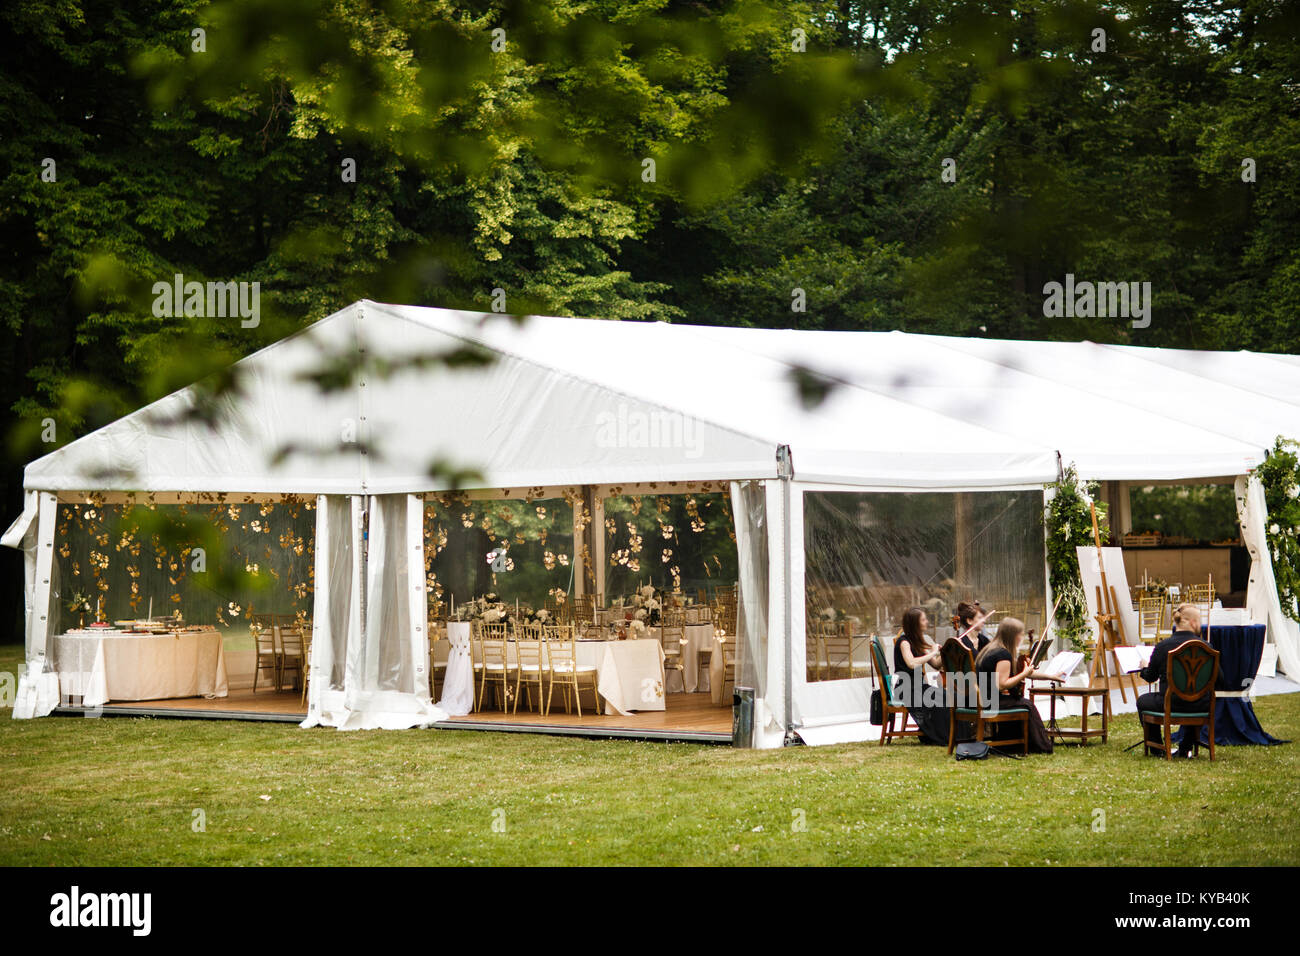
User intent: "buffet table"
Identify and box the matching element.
[51,628,229,707]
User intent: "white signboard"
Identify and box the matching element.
[1076,546,1139,646]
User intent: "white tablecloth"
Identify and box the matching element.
[432,638,666,716]
[52,629,228,707]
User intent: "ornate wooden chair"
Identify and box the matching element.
[940,639,1029,755]
[1139,639,1220,761]
[870,637,920,745]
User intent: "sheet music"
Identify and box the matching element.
[1113,644,1154,674]
[1040,650,1083,679]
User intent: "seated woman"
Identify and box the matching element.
[893,607,949,746]
[974,617,1062,754]
[954,601,991,656]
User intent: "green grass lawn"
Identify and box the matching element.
[2,641,1297,866]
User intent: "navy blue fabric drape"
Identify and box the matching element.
[1177,624,1287,747]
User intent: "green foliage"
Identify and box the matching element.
[1129,484,1240,543]
[1257,436,1300,622]
[1043,465,1106,652]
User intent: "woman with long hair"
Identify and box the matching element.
[974,617,1060,753]
[892,607,948,745]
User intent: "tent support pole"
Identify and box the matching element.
[778,446,794,743]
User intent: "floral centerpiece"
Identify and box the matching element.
[522,607,553,625]
[66,590,92,628]
[454,593,513,625]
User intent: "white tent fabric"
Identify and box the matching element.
[8,300,1300,740]
[1237,475,1300,680]
[20,301,1299,493]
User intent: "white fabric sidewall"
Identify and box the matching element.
[13,492,58,719]
[1237,475,1300,679]
[756,479,788,748]
[406,494,430,700]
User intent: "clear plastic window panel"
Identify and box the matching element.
[804,490,1046,681]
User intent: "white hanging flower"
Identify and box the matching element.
[1289,485,1299,498]
[1270,523,1281,535]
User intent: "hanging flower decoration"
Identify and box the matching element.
[1043,464,1107,652]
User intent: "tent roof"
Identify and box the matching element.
[22,301,1300,495]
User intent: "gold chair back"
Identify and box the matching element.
[1137,596,1167,645]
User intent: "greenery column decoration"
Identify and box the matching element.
[1257,436,1300,622]
[1043,465,1107,652]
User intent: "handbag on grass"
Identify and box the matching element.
[954,741,990,760]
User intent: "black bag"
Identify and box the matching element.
[869,690,882,726]
[954,741,990,760]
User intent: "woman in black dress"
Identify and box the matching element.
[892,607,949,745]
[974,617,1061,754]
[954,601,991,656]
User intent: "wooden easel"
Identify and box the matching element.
[1087,504,1140,702]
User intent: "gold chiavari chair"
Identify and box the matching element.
[805,620,826,682]
[544,595,566,625]
[821,621,868,680]
[279,624,306,692]
[1137,596,1167,645]
[474,621,511,712]
[719,629,738,702]
[252,619,280,693]
[513,622,548,715]
[659,608,688,692]
[572,595,602,638]
[1186,580,1215,629]
[545,624,601,716]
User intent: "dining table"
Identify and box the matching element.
[432,636,666,716]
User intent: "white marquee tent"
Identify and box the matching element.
[5,300,1298,744]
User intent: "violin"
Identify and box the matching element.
[1017,627,1037,673]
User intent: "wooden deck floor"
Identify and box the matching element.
[89,689,732,741]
